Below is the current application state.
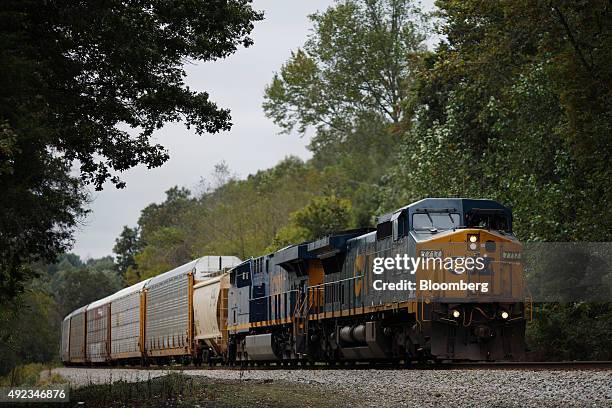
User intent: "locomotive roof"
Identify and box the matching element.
[275,242,317,264]
[230,257,255,274]
[377,198,512,224]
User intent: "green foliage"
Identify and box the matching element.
[0,254,122,375]
[263,0,429,224]
[52,263,122,319]
[128,227,191,284]
[269,195,354,251]
[382,0,611,242]
[113,226,143,279]
[0,290,57,376]
[290,196,353,240]
[527,303,612,361]
[263,0,427,135]
[124,157,327,280]
[0,363,64,387]
[0,0,262,300]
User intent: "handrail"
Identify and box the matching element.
[250,289,299,302]
[308,275,364,289]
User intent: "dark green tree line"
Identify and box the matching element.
[381,0,611,241]
[0,255,122,375]
[0,0,262,299]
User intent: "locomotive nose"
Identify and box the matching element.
[474,325,494,338]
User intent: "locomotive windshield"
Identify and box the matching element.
[412,212,460,231]
[465,209,511,232]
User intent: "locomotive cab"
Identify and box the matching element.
[405,199,526,361]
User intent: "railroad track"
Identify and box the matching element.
[73,360,612,371]
[449,361,612,370]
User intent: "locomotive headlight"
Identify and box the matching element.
[501,311,509,319]
[451,309,461,318]
[469,234,478,243]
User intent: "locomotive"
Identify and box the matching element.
[61,198,528,366]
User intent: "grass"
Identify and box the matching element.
[0,362,66,387]
[15,373,354,408]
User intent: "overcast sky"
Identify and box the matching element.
[72,0,435,260]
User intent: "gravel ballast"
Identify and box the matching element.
[53,367,612,407]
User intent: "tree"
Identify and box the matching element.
[0,253,123,375]
[263,0,427,138]
[263,0,428,224]
[118,157,328,280]
[52,266,122,320]
[292,196,353,239]
[270,196,354,250]
[0,288,57,376]
[113,227,143,279]
[0,0,263,299]
[382,0,611,241]
[138,187,195,241]
[127,227,192,284]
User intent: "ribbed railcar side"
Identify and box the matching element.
[144,256,242,359]
[60,316,71,363]
[68,306,87,363]
[145,268,193,357]
[109,281,149,360]
[86,302,111,363]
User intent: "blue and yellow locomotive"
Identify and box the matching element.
[227,198,527,363]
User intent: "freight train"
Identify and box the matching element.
[61,198,528,366]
